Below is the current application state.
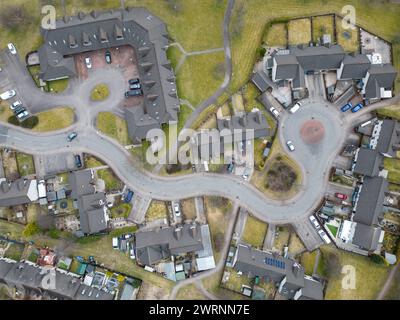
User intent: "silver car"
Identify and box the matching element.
[286,140,295,152]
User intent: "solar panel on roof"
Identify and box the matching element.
[264,257,285,269]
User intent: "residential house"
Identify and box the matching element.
[0,179,39,207]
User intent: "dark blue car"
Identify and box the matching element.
[351,103,363,113]
[124,190,134,203]
[340,103,352,112]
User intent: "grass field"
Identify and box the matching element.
[177,104,193,132]
[47,79,69,93]
[312,14,335,43]
[376,103,400,120]
[32,107,75,132]
[288,18,312,46]
[84,155,105,168]
[384,157,400,184]
[146,200,168,222]
[321,246,390,300]
[90,83,109,101]
[176,51,225,107]
[96,168,122,191]
[110,203,132,219]
[4,243,25,261]
[241,215,268,249]
[335,16,359,53]
[96,112,132,146]
[15,152,35,176]
[229,0,400,93]
[263,23,287,47]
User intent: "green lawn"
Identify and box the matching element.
[300,251,317,275]
[326,224,338,237]
[177,104,193,132]
[4,243,25,261]
[376,103,400,120]
[110,203,132,219]
[47,79,69,93]
[146,200,168,222]
[84,156,105,168]
[321,246,391,300]
[32,107,75,132]
[15,152,35,176]
[97,168,122,191]
[312,14,335,43]
[96,112,132,146]
[241,215,268,249]
[335,16,359,53]
[384,157,400,184]
[90,83,110,101]
[176,51,225,107]
[288,18,312,45]
[263,22,287,47]
[166,45,183,70]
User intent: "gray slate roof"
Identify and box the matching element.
[274,54,299,79]
[233,244,323,300]
[78,193,108,234]
[69,170,95,199]
[353,147,382,177]
[38,8,179,143]
[353,176,388,226]
[0,179,36,207]
[290,44,345,71]
[352,223,382,251]
[363,64,397,99]
[251,70,271,92]
[0,260,113,300]
[135,223,204,266]
[339,54,371,79]
[376,119,400,157]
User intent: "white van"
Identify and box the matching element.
[289,102,301,114]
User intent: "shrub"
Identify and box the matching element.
[370,254,388,266]
[8,115,39,129]
[23,222,41,237]
[256,47,267,60]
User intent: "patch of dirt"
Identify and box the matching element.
[300,119,325,144]
[136,281,169,300]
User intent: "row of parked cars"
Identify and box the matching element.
[125,78,143,98]
[309,215,332,244]
[340,102,363,113]
[0,90,30,121]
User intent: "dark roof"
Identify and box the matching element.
[299,276,324,300]
[38,8,179,143]
[352,223,382,251]
[376,119,400,157]
[0,259,15,282]
[363,64,397,99]
[125,106,161,143]
[0,179,37,207]
[234,245,324,300]
[353,176,388,226]
[290,44,345,71]
[69,170,95,199]
[251,70,271,92]
[1,260,113,300]
[135,223,204,266]
[338,54,371,79]
[353,147,382,177]
[274,54,299,80]
[78,193,108,234]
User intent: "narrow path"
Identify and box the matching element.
[377,263,399,300]
[313,249,321,275]
[169,42,224,56]
[194,281,219,300]
[169,201,239,300]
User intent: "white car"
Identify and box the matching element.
[269,106,279,118]
[10,100,22,110]
[173,202,181,217]
[318,229,332,244]
[309,215,320,229]
[85,57,92,69]
[16,110,29,120]
[286,140,295,152]
[289,102,302,114]
[242,173,249,181]
[7,43,17,55]
[0,90,16,100]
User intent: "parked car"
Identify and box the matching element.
[173,202,181,217]
[129,78,140,85]
[16,110,29,121]
[7,43,17,55]
[85,57,92,69]
[0,90,16,100]
[351,103,363,113]
[129,83,141,90]
[227,162,234,173]
[286,140,295,152]
[105,51,112,64]
[242,173,249,181]
[334,192,348,200]
[13,105,26,115]
[74,154,82,168]
[67,132,78,142]
[269,106,279,118]
[124,190,134,203]
[289,102,301,114]
[309,215,320,229]
[10,100,22,110]
[125,89,143,97]
[340,103,352,112]
[318,229,332,244]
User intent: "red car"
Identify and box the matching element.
[335,192,348,200]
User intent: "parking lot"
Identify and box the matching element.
[74,45,143,107]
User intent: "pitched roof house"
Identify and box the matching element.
[233,244,324,300]
[337,54,371,80]
[0,179,39,207]
[362,64,397,100]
